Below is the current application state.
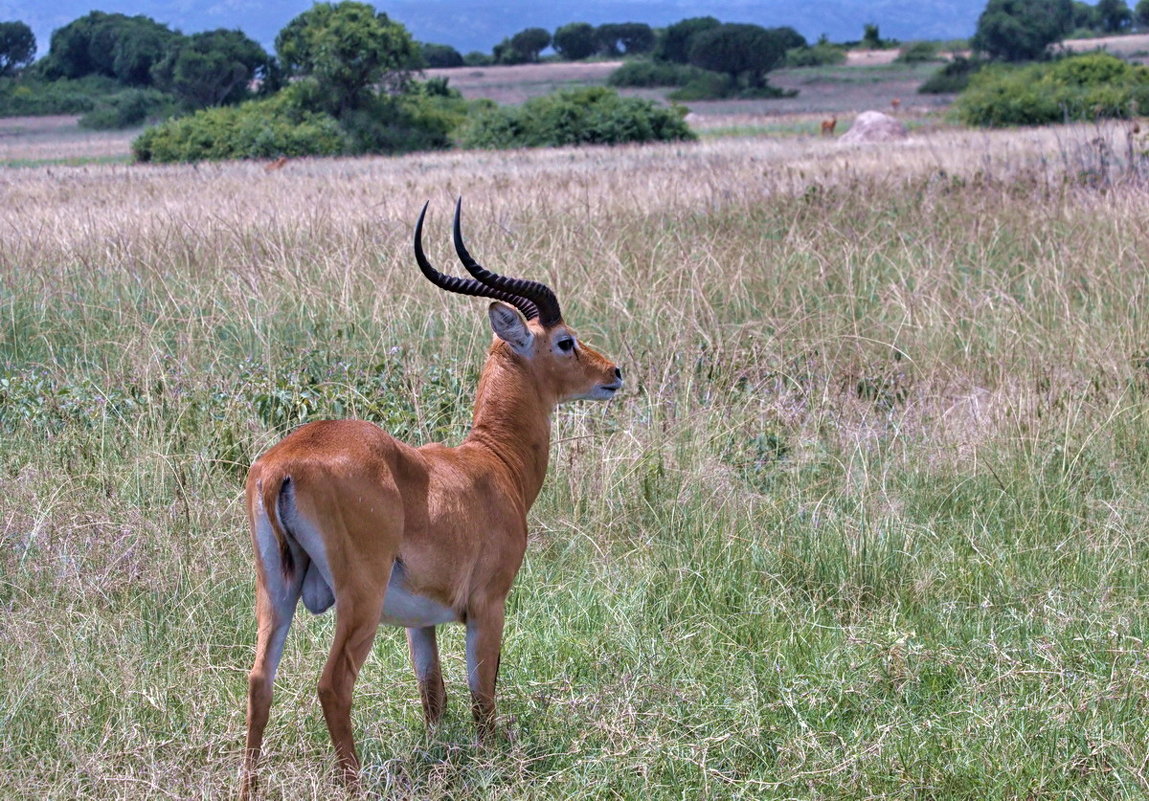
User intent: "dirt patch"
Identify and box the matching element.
[1063,32,1149,58]
[846,49,901,66]
[0,115,139,164]
[0,115,84,136]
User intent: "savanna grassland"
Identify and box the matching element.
[3,117,1149,801]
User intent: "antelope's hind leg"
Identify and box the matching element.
[407,626,446,725]
[242,517,305,800]
[316,584,386,790]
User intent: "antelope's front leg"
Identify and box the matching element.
[464,604,505,739]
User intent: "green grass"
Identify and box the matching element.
[775,62,938,85]
[0,154,133,168]
[2,130,1149,798]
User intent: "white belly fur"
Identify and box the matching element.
[381,562,459,627]
[279,491,456,626]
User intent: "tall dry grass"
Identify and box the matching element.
[2,123,1149,799]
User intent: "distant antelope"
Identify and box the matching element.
[820,116,837,136]
[890,98,901,113]
[239,199,623,798]
[263,156,288,172]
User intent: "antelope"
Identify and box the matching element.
[263,156,288,172]
[890,97,901,113]
[240,199,622,797]
[820,116,837,136]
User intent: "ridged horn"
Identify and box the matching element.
[414,201,542,320]
[452,197,563,327]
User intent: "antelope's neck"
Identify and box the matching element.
[464,347,553,510]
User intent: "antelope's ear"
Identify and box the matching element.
[489,301,534,356]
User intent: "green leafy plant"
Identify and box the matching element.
[78,87,176,129]
[457,86,695,149]
[955,52,1149,126]
[919,55,984,94]
[607,59,707,88]
[895,41,942,64]
[131,91,345,162]
[784,41,848,67]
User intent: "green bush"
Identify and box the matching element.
[463,51,493,67]
[0,75,121,115]
[421,42,464,68]
[339,84,460,154]
[919,56,983,94]
[132,93,345,162]
[78,88,177,130]
[955,52,1149,126]
[457,86,695,149]
[607,60,707,88]
[783,43,847,67]
[895,41,942,63]
[666,71,795,101]
[667,70,734,100]
[131,76,470,163]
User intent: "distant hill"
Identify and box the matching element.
[1,0,981,59]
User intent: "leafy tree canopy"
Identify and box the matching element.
[596,22,655,56]
[1096,0,1133,32]
[687,24,791,88]
[971,0,1073,61]
[41,11,179,84]
[421,42,463,68]
[510,27,551,61]
[276,1,418,115]
[1137,0,1149,27]
[656,16,720,63]
[770,26,808,51]
[861,23,884,48]
[553,22,596,60]
[0,20,35,77]
[151,29,272,109]
[1071,0,1099,29]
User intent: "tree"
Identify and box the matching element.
[687,24,789,90]
[151,29,272,108]
[553,22,596,60]
[421,43,463,68]
[509,27,551,61]
[1071,0,1099,30]
[595,22,655,56]
[655,16,720,63]
[276,2,419,115]
[971,0,1073,61]
[105,17,180,85]
[1096,0,1133,31]
[861,23,884,49]
[771,26,808,51]
[1137,0,1149,27]
[0,21,35,77]
[491,38,525,65]
[40,11,178,84]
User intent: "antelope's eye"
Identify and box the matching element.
[557,337,575,353]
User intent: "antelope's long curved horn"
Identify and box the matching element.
[452,198,563,327]
[414,202,541,320]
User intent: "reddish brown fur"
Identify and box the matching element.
[240,302,619,797]
[820,116,837,136]
[263,156,288,172]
